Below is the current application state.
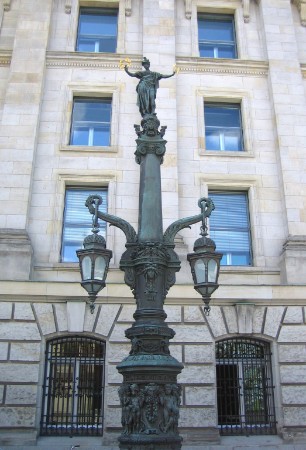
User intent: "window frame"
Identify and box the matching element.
[61,187,108,263]
[216,337,277,436]
[196,90,253,156]
[76,7,118,53]
[208,190,253,266]
[197,12,237,59]
[40,335,106,436]
[204,102,244,152]
[69,97,112,147]
[60,83,120,153]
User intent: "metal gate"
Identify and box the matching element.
[216,337,277,436]
[40,336,105,436]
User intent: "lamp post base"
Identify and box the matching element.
[117,354,183,449]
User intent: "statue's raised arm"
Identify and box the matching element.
[125,57,176,117]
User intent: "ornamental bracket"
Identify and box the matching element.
[292,0,306,26]
[184,0,192,19]
[125,0,132,16]
[3,0,11,12]
[65,0,72,14]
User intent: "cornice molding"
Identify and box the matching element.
[46,51,141,69]
[0,49,11,66]
[292,0,306,26]
[184,0,258,21]
[176,57,269,76]
[125,0,132,16]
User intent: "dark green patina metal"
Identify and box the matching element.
[81,58,220,450]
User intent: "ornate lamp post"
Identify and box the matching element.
[77,58,222,450]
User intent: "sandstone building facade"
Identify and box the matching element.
[0,0,306,448]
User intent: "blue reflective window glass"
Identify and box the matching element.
[61,188,107,262]
[77,8,118,53]
[70,98,112,147]
[198,14,237,59]
[204,103,243,151]
[209,192,252,266]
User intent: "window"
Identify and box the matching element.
[41,336,105,436]
[209,191,252,266]
[76,8,118,53]
[198,13,237,58]
[70,98,112,147]
[61,188,107,262]
[216,338,277,436]
[204,103,243,151]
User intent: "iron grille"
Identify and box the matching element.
[40,336,105,436]
[216,337,277,436]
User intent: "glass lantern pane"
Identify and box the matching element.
[82,256,92,280]
[208,259,218,282]
[94,256,106,280]
[194,259,207,284]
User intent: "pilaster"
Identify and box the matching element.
[259,0,306,283]
[0,0,53,278]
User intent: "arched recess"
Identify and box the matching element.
[40,335,106,436]
[215,336,277,436]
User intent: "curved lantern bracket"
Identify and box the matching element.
[85,195,138,244]
[163,197,215,245]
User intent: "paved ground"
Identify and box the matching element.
[1,435,306,450]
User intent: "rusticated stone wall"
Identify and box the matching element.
[0,301,306,443]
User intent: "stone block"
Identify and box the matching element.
[282,386,306,404]
[118,305,134,322]
[67,301,85,332]
[184,344,214,364]
[222,306,238,333]
[178,364,215,384]
[184,306,205,322]
[205,307,227,338]
[278,325,306,342]
[283,406,306,427]
[10,342,40,361]
[172,325,212,343]
[34,303,56,335]
[236,304,255,334]
[264,306,284,337]
[0,322,40,340]
[5,385,37,404]
[169,344,183,362]
[0,302,12,319]
[179,407,216,427]
[104,406,122,428]
[54,303,67,331]
[0,342,8,360]
[13,303,34,320]
[107,364,123,384]
[106,385,120,406]
[253,307,266,333]
[283,307,303,324]
[0,363,39,383]
[164,305,182,322]
[95,304,121,337]
[278,344,306,363]
[0,229,33,281]
[84,304,99,332]
[0,406,36,427]
[109,323,129,342]
[280,365,306,383]
[108,343,131,362]
[185,386,215,406]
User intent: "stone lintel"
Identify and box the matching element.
[0,229,33,281]
[280,235,306,284]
